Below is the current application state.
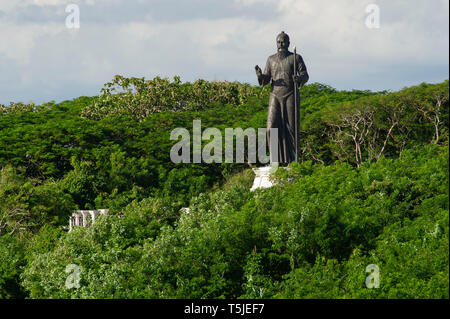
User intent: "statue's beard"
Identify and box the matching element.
[277,48,288,57]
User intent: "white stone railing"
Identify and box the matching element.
[68,209,109,232]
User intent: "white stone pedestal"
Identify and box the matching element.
[250,165,277,191]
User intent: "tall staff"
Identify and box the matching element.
[293,46,298,163]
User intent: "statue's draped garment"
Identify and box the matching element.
[258,51,309,164]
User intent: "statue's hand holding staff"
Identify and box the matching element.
[293,74,304,88]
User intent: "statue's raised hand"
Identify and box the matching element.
[255,65,262,75]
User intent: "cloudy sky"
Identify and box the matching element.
[0,0,448,104]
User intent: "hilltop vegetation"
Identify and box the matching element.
[0,77,448,298]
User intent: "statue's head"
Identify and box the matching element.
[276,31,290,52]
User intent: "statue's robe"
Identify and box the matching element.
[258,51,309,164]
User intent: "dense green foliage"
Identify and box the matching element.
[16,146,449,298]
[0,76,448,299]
[81,75,267,121]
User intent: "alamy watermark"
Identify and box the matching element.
[365,264,380,288]
[365,4,380,29]
[65,4,80,29]
[65,263,81,289]
[170,120,279,166]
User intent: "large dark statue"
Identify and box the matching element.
[255,31,309,164]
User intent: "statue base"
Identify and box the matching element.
[250,165,278,191]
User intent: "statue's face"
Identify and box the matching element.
[277,35,289,52]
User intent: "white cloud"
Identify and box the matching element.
[0,22,65,64]
[0,0,448,104]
